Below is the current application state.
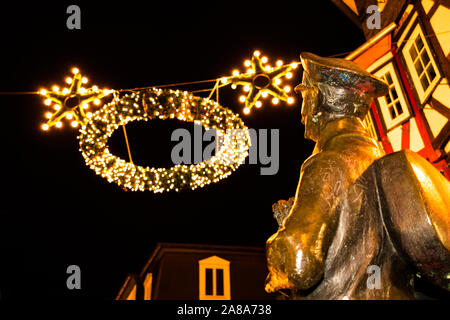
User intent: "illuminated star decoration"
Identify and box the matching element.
[39,67,113,131]
[221,50,299,114]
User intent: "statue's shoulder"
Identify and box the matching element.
[301,148,348,174]
[326,132,380,152]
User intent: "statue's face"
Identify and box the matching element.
[296,73,320,142]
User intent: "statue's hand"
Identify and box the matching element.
[266,229,324,292]
[272,197,295,227]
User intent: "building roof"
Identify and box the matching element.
[139,242,265,278]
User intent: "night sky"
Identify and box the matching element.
[0,1,365,300]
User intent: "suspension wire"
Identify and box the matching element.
[2,30,449,96]
[122,124,133,164]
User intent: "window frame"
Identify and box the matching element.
[374,62,411,130]
[198,256,230,300]
[402,22,441,104]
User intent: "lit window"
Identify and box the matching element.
[126,285,136,300]
[362,110,378,141]
[198,256,230,300]
[402,23,441,103]
[375,62,411,130]
[384,72,404,120]
[143,273,152,300]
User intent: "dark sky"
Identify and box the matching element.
[0,1,365,300]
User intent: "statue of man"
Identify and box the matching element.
[265,52,450,299]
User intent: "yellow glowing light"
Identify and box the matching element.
[226,50,297,113]
[243,107,250,114]
[232,70,240,76]
[220,77,228,84]
[284,85,291,93]
[290,62,299,69]
[94,98,100,105]
[239,95,246,102]
[79,88,250,193]
[272,97,279,104]
[45,112,52,119]
[287,97,295,104]
[42,124,49,131]
[71,120,78,127]
[255,101,262,108]
[231,84,237,89]
[82,103,89,109]
[86,112,93,118]
[39,67,112,130]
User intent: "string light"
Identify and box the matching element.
[78,88,250,193]
[39,67,112,130]
[35,50,302,191]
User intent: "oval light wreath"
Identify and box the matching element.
[78,88,250,192]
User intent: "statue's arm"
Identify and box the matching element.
[266,151,348,291]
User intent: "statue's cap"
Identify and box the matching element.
[295,52,388,98]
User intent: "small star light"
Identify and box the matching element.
[221,50,299,114]
[39,67,113,131]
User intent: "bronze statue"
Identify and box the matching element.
[265,52,450,300]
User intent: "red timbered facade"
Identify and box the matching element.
[333,0,450,179]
